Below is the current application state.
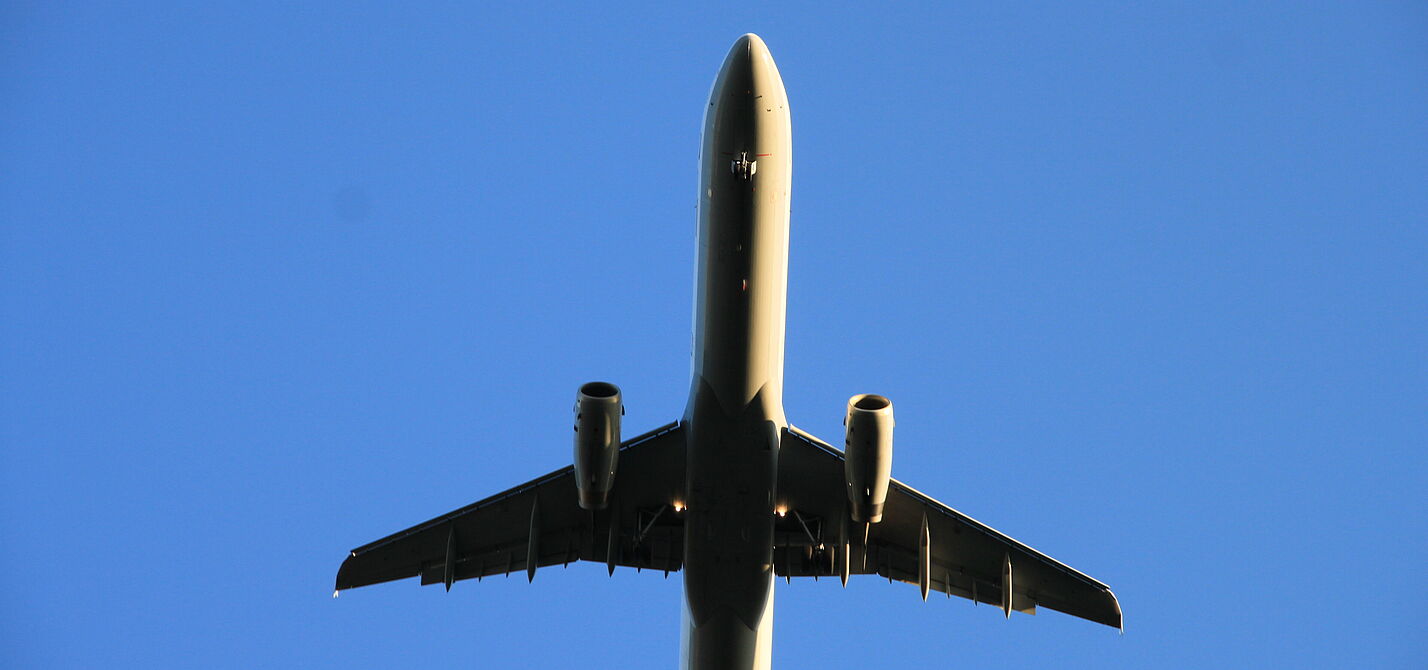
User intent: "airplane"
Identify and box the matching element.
[334,33,1121,670]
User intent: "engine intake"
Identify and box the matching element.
[844,393,894,523]
[573,381,623,510]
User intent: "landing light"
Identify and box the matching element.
[673,501,685,512]
[775,506,787,518]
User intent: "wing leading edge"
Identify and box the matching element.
[336,421,687,593]
[774,426,1122,630]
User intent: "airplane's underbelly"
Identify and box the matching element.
[687,35,791,419]
[680,33,792,670]
[680,385,779,670]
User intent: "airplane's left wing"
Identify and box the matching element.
[336,421,687,592]
[774,426,1122,630]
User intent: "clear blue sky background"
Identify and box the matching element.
[3,2,1424,668]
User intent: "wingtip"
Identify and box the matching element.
[334,551,362,593]
[1106,587,1124,633]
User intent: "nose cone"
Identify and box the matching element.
[711,33,787,106]
[720,33,774,80]
[731,33,771,66]
[701,33,790,177]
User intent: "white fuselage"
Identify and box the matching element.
[679,34,792,670]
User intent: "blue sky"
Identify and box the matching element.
[2,2,1424,668]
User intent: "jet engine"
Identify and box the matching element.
[573,381,623,510]
[843,394,894,523]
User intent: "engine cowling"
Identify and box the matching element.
[573,381,623,510]
[844,393,894,523]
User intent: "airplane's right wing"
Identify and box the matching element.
[774,426,1122,630]
[336,421,687,593]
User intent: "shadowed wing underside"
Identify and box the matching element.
[773,427,1122,629]
[336,422,687,592]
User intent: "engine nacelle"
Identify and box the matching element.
[844,393,894,523]
[573,381,623,510]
